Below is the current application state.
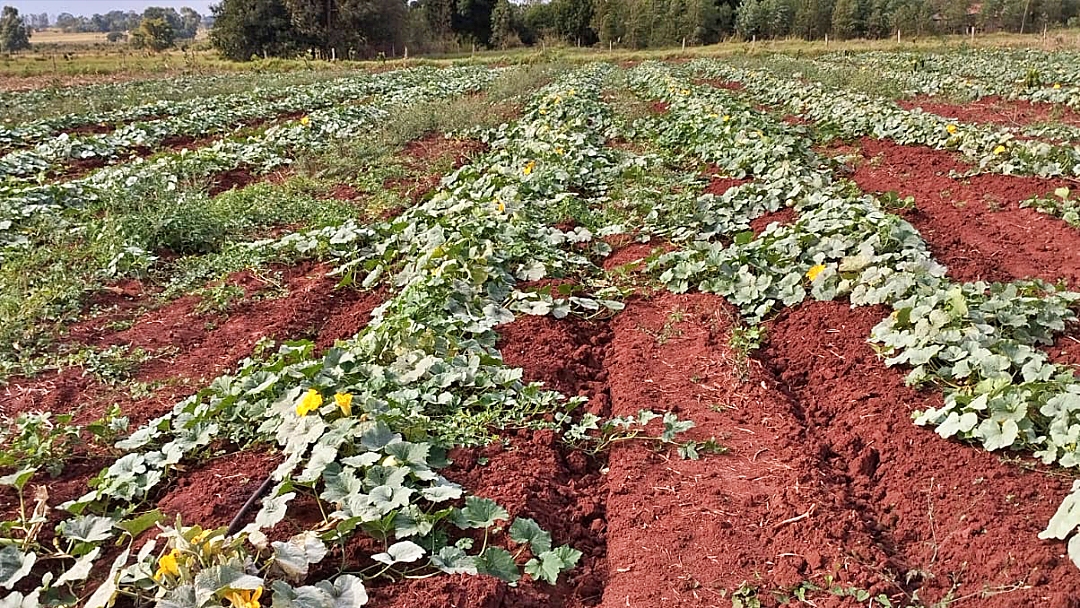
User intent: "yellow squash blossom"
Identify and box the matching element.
[335,392,353,417]
[993,145,1007,155]
[946,124,958,135]
[555,147,564,155]
[299,116,311,127]
[523,160,536,176]
[224,587,263,608]
[154,549,181,580]
[723,115,731,122]
[539,107,547,115]
[296,389,323,416]
[806,264,826,281]
[1054,83,1062,89]
[496,200,506,213]
[680,89,690,95]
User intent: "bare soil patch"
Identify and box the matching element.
[899,95,1080,130]
[841,137,1080,286]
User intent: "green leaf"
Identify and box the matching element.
[55,547,101,586]
[431,546,477,575]
[452,496,509,529]
[371,541,425,566]
[509,517,552,554]
[0,546,36,590]
[116,509,164,538]
[524,552,564,584]
[0,468,36,491]
[273,532,329,580]
[194,563,263,607]
[475,547,520,583]
[59,515,117,543]
[360,422,399,451]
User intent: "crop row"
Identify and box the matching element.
[0,66,497,257]
[0,66,708,608]
[620,62,1080,568]
[0,72,392,178]
[687,59,1080,178]
[814,48,1080,109]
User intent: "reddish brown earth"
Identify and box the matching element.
[763,300,1080,608]
[749,206,797,236]
[840,137,1080,286]
[899,95,1080,130]
[695,79,745,91]
[383,133,487,204]
[703,174,749,196]
[3,263,383,427]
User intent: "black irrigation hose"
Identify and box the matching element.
[226,473,276,537]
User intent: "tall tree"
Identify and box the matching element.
[179,7,202,38]
[490,0,515,47]
[211,0,307,60]
[0,6,31,52]
[831,0,863,37]
[131,16,175,51]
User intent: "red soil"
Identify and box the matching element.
[843,137,1080,286]
[209,166,257,196]
[401,132,486,165]
[383,133,486,204]
[650,101,670,114]
[4,263,383,428]
[749,206,797,236]
[696,79,745,91]
[762,300,1080,608]
[602,241,671,271]
[899,95,1080,129]
[703,175,749,196]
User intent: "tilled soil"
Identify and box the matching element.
[898,95,1080,131]
[837,137,1080,287]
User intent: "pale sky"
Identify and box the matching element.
[4,1,216,17]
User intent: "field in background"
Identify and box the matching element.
[4,45,1080,608]
[4,28,1080,90]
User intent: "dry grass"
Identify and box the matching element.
[2,28,1079,90]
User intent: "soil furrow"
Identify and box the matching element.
[762,300,1080,608]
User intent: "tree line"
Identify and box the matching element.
[4,1,1080,60]
[0,6,203,52]
[210,0,1080,61]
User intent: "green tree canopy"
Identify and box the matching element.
[0,6,32,53]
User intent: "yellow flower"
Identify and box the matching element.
[722,115,731,122]
[708,113,718,118]
[946,124,958,135]
[295,389,323,416]
[523,160,535,176]
[154,549,181,581]
[496,200,506,213]
[539,107,547,115]
[567,89,576,96]
[299,116,311,127]
[1054,83,1062,89]
[224,587,263,608]
[335,392,353,417]
[680,89,690,95]
[555,147,564,155]
[806,264,826,281]
[993,145,1006,155]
